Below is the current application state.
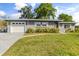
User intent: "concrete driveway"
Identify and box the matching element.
[0,33,24,55]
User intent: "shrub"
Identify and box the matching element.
[75,28,79,32]
[26,28,34,33]
[38,27,59,33]
[35,27,50,33]
[35,28,42,33]
[65,28,74,33]
[49,28,59,33]
[26,27,59,33]
[44,27,50,33]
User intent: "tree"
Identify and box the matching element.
[58,13,73,22]
[0,20,7,28]
[18,5,34,19]
[34,3,57,19]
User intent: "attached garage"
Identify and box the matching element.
[10,25,25,33]
[8,21,26,33]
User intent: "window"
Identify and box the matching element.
[12,23,15,24]
[71,24,74,26]
[19,23,21,24]
[22,23,24,24]
[16,23,18,24]
[12,22,25,25]
[29,22,34,25]
[42,22,47,26]
[37,24,41,26]
[64,25,70,28]
[42,24,46,26]
[60,24,62,27]
[48,22,54,25]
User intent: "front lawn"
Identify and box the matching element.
[3,33,79,56]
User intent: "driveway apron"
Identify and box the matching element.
[0,33,24,56]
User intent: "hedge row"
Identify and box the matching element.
[75,28,79,32]
[65,28,79,33]
[65,28,75,33]
[26,27,59,33]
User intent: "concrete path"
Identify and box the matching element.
[23,33,49,38]
[0,33,24,56]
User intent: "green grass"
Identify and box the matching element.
[3,33,79,56]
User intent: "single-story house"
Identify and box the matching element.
[5,19,75,33]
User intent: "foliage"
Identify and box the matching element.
[0,20,7,28]
[65,28,79,33]
[35,27,49,33]
[75,28,79,32]
[34,3,57,19]
[26,27,59,33]
[65,28,75,33]
[26,28,35,33]
[49,28,59,33]
[58,13,72,22]
[19,5,34,19]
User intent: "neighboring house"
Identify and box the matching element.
[5,19,75,33]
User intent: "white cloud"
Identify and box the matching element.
[0,10,6,16]
[55,6,79,25]
[30,3,36,8]
[55,6,70,17]
[66,6,79,12]
[72,12,79,25]
[10,13,21,19]
[55,6,73,17]
[66,7,76,11]
[14,3,27,10]
[55,5,79,16]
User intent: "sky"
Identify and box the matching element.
[0,3,79,25]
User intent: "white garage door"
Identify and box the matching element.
[10,26,25,33]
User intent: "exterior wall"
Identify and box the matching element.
[25,21,36,31]
[70,24,75,30]
[25,21,58,32]
[64,24,75,31]
[59,24,65,33]
[7,21,10,32]
[59,23,75,33]
[48,22,57,28]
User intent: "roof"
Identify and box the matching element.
[59,22,75,24]
[5,19,63,22]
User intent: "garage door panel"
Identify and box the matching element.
[10,26,25,33]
